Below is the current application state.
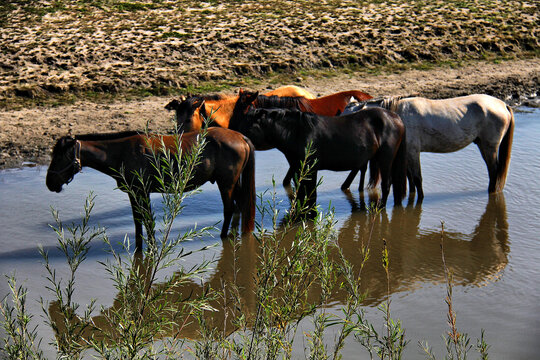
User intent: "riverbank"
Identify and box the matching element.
[1,57,539,169]
[1,0,539,169]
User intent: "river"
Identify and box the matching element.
[1,107,539,358]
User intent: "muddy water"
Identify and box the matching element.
[1,108,539,358]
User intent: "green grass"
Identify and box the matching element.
[160,31,192,39]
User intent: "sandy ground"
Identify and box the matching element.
[1,57,538,169]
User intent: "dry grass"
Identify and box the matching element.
[0,0,538,101]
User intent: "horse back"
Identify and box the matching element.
[397,94,509,152]
[314,108,404,170]
[200,96,238,129]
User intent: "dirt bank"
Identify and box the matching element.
[1,0,538,101]
[1,58,539,169]
[0,0,539,169]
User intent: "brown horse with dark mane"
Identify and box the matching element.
[46,129,256,252]
[232,94,407,210]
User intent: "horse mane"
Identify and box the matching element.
[74,131,141,141]
[360,95,415,112]
[255,108,319,139]
[255,95,314,113]
[193,93,226,100]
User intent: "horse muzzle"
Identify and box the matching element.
[46,174,64,193]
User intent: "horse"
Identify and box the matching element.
[229,90,383,189]
[46,129,256,252]
[343,94,514,200]
[164,85,316,132]
[234,105,407,210]
[268,85,316,99]
[166,88,373,133]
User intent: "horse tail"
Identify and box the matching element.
[391,129,407,204]
[240,136,256,234]
[495,105,514,192]
[366,159,381,189]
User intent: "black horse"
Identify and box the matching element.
[232,94,407,210]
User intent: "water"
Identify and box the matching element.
[1,108,539,358]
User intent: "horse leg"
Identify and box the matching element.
[379,164,391,208]
[359,165,367,191]
[129,192,152,253]
[341,169,359,191]
[282,167,294,187]
[408,151,423,201]
[407,169,415,194]
[282,155,298,187]
[477,141,499,193]
[218,183,235,238]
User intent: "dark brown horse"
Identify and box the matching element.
[233,103,407,210]
[46,129,256,252]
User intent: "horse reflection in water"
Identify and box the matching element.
[49,194,509,342]
[338,193,509,304]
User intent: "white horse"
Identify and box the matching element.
[342,94,514,200]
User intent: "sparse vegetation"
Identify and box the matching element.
[0,0,537,104]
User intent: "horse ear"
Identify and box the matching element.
[193,98,205,109]
[59,134,76,148]
[164,99,176,110]
[249,91,259,101]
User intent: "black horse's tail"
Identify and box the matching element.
[240,136,256,234]
[391,130,407,205]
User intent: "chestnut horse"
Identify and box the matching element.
[235,105,407,210]
[166,88,372,133]
[344,94,514,200]
[46,129,256,252]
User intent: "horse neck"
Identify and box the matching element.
[79,139,133,176]
[203,96,238,128]
[269,116,307,157]
[309,92,354,115]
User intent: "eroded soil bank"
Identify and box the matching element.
[1,58,539,169]
[0,0,539,168]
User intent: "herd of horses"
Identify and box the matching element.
[46,85,515,252]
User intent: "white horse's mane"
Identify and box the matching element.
[354,95,416,112]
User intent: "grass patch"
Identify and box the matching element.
[113,1,157,12]
[160,31,192,39]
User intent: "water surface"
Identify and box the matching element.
[1,108,539,358]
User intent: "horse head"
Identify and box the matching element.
[46,136,81,193]
[165,96,205,132]
[228,89,258,131]
[237,89,259,114]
